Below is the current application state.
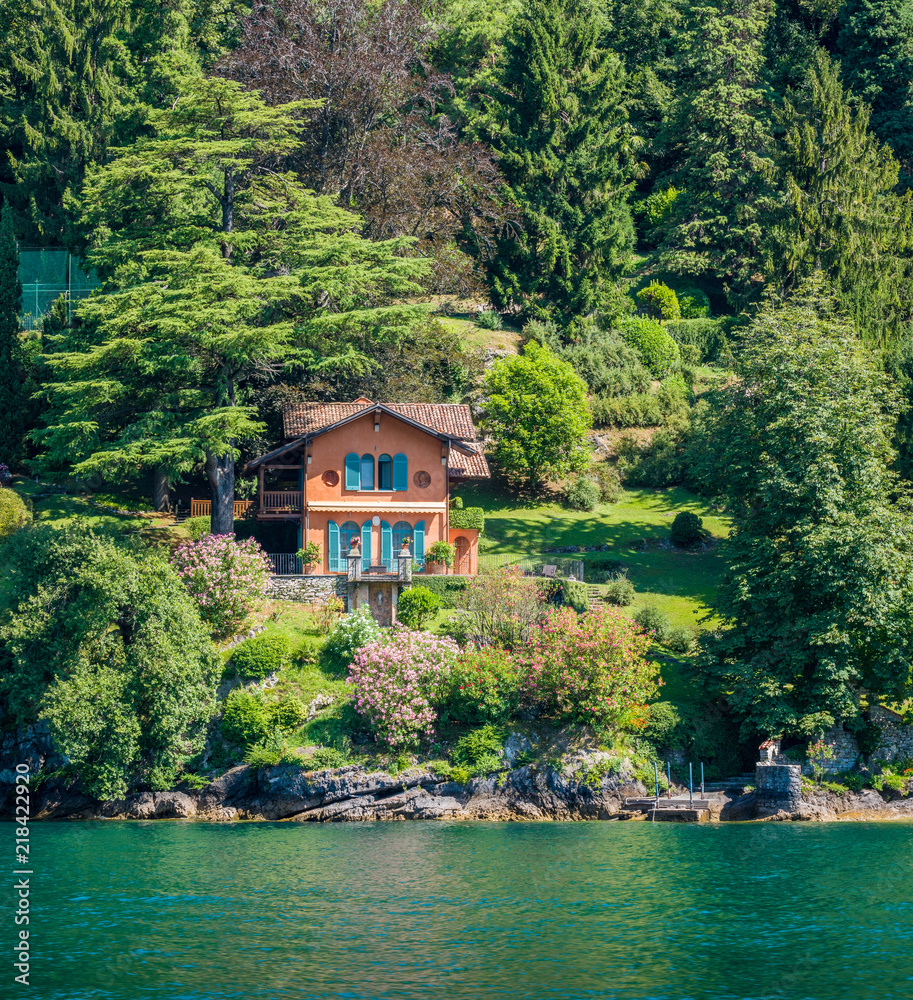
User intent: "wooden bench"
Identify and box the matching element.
[541,564,557,578]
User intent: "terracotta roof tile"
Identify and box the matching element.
[283,400,490,478]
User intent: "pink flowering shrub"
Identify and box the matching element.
[519,606,658,726]
[171,534,272,637]
[348,629,460,748]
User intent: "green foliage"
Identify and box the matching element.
[476,309,504,330]
[621,318,680,377]
[0,204,27,465]
[634,604,670,643]
[643,701,683,747]
[764,49,912,346]
[297,541,321,569]
[459,568,544,648]
[449,506,485,531]
[484,0,634,320]
[221,689,270,748]
[666,626,695,654]
[397,586,443,630]
[184,516,212,541]
[445,650,521,725]
[666,318,728,363]
[562,579,590,613]
[695,288,913,736]
[426,540,456,567]
[676,287,712,320]
[638,186,680,234]
[325,606,382,666]
[482,341,591,487]
[840,772,865,792]
[855,720,883,757]
[590,385,688,429]
[0,489,31,540]
[232,634,292,681]
[604,572,635,606]
[563,473,600,511]
[270,696,308,733]
[591,462,622,502]
[0,522,219,799]
[670,511,704,547]
[452,724,506,776]
[410,575,470,610]
[90,492,153,512]
[637,281,681,322]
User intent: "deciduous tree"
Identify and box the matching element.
[0,202,27,464]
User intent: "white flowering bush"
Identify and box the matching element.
[348,629,460,748]
[325,606,382,665]
[171,534,272,638]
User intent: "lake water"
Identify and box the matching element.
[16,820,913,1000]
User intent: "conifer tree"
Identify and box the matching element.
[35,79,429,533]
[764,49,913,346]
[836,0,913,179]
[655,0,775,306]
[484,0,635,321]
[0,202,26,465]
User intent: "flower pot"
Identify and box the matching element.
[428,561,447,575]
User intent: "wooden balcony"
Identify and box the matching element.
[189,493,303,520]
[190,499,254,518]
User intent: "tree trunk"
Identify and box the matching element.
[152,467,170,512]
[206,451,235,535]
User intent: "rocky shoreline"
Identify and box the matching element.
[5,761,913,823]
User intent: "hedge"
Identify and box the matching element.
[450,506,485,531]
[666,318,727,363]
[413,575,471,608]
[0,489,31,540]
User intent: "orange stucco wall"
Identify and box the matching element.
[306,411,448,504]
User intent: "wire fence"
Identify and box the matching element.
[17,249,101,330]
[477,552,585,580]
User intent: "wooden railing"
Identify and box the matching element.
[261,491,303,512]
[190,499,254,519]
[268,553,303,575]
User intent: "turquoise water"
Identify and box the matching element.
[16,821,913,999]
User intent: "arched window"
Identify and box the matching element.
[378,453,393,491]
[393,453,408,492]
[344,453,360,491]
[339,521,360,566]
[392,520,412,554]
[360,453,375,491]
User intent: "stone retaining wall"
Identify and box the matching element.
[754,762,801,812]
[267,575,348,604]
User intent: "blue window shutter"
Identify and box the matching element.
[360,454,375,490]
[345,453,360,491]
[381,520,392,571]
[361,521,372,573]
[414,520,425,571]
[378,454,393,490]
[393,452,408,492]
[328,521,339,572]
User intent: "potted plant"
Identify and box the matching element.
[425,540,455,575]
[296,540,322,574]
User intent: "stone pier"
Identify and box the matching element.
[755,762,801,812]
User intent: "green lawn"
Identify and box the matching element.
[436,313,521,353]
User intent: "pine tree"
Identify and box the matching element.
[764,49,913,346]
[484,0,635,321]
[35,79,430,533]
[836,0,913,180]
[655,0,775,307]
[0,202,26,466]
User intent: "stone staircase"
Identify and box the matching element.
[586,586,606,607]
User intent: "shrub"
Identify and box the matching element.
[325,606,382,666]
[0,489,31,539]
[426,540,455,567]
[591,462,622,503]
[452,724,506,775]
[519,606,657,725]
[446,649,522,725]
[171,534,272,638]
[312,594,345,635]
[448,506,485,531]
[564,473,600,511]
[459,568,544,648]
[397,586,443,629]
[670,511,705,547]
[348,629,460,748]
[643,701,683,747]
[232,634,291,680]
[221,689,270,747]
[666,626,695,654]
[638,186,680,231]
[666,318,727,363]
[841,772,865,792]
[621,318,680,377]
[184,516,211,541]
[604,572,635,606]
[411,576,470,608]
[637,281,681,322]
[297,540,321,570]
[676,287,712,319]
[476,309,503,330]
[563,578,590,613]
[269,696,308,732]
[92,492,154,512]
[634,604,670,643]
